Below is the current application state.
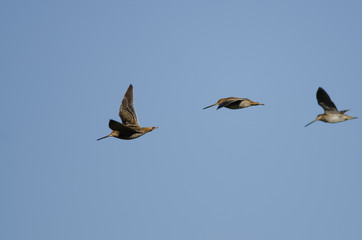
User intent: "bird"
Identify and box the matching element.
[97,84,157,140]
[305,87,357,127]
[203,97,264,110]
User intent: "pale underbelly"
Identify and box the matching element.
[321,114,346,123]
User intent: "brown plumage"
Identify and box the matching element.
[305,87,357,127]
[203,97,264,110]
[97,84,157,141]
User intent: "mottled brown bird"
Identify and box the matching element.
[97,84,157,140]
[203,97,264,110]
[305,87,357,127]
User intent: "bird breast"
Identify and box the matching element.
[321,114,348,123]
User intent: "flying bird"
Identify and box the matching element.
[97,84,157,140]
[305,87,357,127]
[203,97,264,110]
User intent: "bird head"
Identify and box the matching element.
[217,98,227,104]
[145,126,158,133]
[203,98,227,109]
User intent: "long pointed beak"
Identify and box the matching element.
[305,119,318,127]
[97,134,111,141]
[203,103,218,109]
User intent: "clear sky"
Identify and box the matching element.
[1,1,362,239]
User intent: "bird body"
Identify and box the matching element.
[318,113,352,123]
[97,84,157,141]
[203,97,264,110]
[97,120,156,141]
[305,87,357,127]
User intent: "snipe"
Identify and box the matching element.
[305,87,357,127]
[203,97,264,110]
[97,84,157,140]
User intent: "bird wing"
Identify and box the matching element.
[217,98,245,109]
[109,120,141,134]
[119,84,139,126]
[316,87,338,113]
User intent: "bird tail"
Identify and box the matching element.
[97,134,111,141]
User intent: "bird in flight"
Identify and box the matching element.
[305,87,357,127]
[97,84,157,140]
[203,97,264,110]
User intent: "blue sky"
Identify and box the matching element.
[1,1,361,239]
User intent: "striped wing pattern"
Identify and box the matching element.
[119,84,139,126]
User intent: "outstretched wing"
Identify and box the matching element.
[109,120,140,134]
[119,84,139,126]
[316,87,338,113]
[217,98,245,109]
